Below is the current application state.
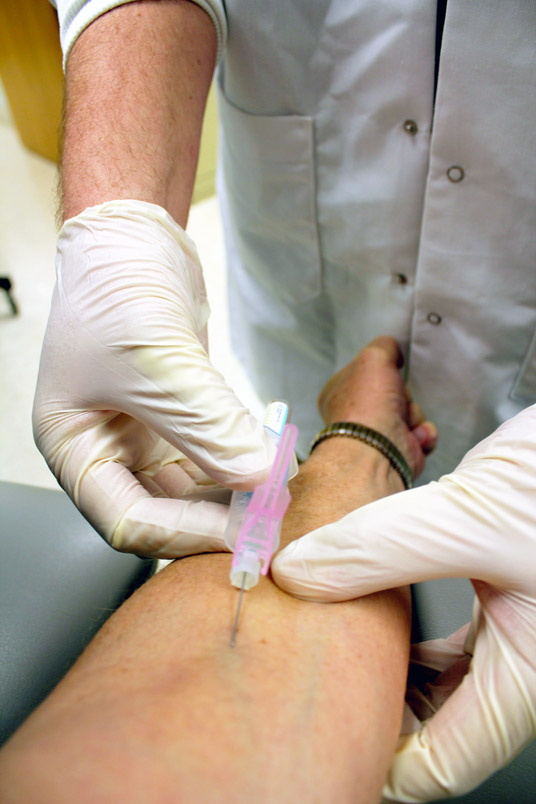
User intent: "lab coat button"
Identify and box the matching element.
[403,120,418,135]
[447,165,465,183]
[394,273,408,284]
[427,312,442,325]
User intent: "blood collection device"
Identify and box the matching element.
[224,399,290,574]
[225,401,298,647]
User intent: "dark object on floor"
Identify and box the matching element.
[0,276,18,316]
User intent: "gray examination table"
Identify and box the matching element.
[0,482,156,744]
[1,481,534,801]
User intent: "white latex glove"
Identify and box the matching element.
[33,200,275,558]
[272,405,536,801]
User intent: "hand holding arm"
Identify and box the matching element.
[274,400,536,800]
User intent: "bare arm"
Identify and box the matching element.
[0,339,435,803]
[61,0,217,225]
[0,445,410,804]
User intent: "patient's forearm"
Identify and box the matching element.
[283,435,405,546]
[0,440,410,804]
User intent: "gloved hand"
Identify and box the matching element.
[272,404,536,801]
[33,200,275,558]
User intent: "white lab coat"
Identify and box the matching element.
[54,0,536,480]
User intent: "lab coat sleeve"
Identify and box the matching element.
[50,0,227,69]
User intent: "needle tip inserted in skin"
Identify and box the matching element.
[230,572,247,648]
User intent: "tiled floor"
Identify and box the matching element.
[0,115,262,491]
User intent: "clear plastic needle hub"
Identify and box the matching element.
[225,413,298,648]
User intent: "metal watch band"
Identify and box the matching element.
[309,422,413,490]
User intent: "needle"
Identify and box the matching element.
[230,571,247,648]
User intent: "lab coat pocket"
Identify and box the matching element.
[217,89,321,304]
[510,326,536,405]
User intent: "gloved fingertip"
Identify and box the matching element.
[271,543,315,597]
[271,542,351,602]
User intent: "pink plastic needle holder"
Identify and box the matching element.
[229,423,298,646]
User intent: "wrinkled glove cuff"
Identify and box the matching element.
[309,422,413,490]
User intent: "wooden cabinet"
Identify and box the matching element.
[0,0,64,162]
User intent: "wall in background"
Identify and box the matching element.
[0,81,12,125]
